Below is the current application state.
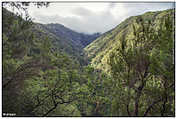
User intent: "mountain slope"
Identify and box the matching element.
[3,6,175,117]
[2,7,86,116]
[43,23,100,48]
[84,9,175,73]
[2,7,100,66]
[32,23,100,65]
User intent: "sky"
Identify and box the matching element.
[8,2,175,34]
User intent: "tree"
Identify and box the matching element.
[108,13,174,116]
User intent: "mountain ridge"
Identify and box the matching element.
[3,7,100,65]
[84,8,175,73]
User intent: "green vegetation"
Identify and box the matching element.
[2,3,175,117]
[85,9,174,74]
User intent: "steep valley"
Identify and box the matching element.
[2,5,175,117]
[33,22,101,65]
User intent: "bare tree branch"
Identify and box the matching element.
[144,98,162,116]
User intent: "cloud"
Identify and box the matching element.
[28,2,175,34]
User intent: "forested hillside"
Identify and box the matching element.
[36,23,100,65]
[2,6,110,116]
[85,8,175,116]
[2,3,175,117]
[43,23,100,47]
[85,9,174,74]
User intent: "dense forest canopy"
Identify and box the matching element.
[2,2,175,117]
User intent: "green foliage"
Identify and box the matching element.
[107,9,174,116]
[2,6,174,117]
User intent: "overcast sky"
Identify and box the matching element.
[23,2,175,34]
